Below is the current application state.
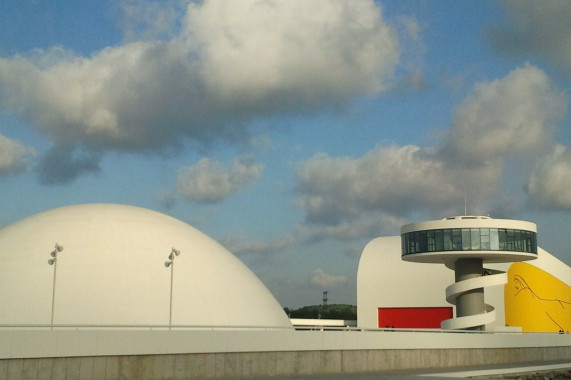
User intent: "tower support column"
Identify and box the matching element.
[454,258,484,330]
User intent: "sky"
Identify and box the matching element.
[0,0,570,308]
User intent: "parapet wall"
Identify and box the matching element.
[2,346,571,379]
[0,329,569,379]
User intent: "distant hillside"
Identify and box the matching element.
[284,304,356,320]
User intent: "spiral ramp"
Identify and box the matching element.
[441,269,507,330]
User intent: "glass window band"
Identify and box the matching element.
[401,228,537,255]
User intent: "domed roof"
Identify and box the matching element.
[0,204,292,329]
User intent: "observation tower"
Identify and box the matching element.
[401,216,538,330]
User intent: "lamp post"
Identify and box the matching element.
[164,248,180,329]
[47,243,64,329]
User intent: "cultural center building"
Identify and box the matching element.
[357,216,570,333]
[0,205,569,379]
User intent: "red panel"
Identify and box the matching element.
[378,307,452,329]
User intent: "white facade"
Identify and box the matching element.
[0,204,292,329]
[357,236,454,329]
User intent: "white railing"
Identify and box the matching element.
[0,324,292,331]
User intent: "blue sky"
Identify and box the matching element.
[1,0,570,308]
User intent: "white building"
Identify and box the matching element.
[357,216,571,333]
[0,203,292,329]
[0,206,569,379]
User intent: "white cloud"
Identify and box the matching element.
[0,43,199,150]
[527,145,571,211]
[295,145,464,224]
[219,235,294,257]
[488,0,571,72]
[308,269,347,289]
[154,188,177,209]
[0,0,400,183]
[177,155,263,203]
[116,0,187,42]
[0,135,36,175]
[444,64,567,164]
[295,64,568,226]
[35,144,101,185]
[186,0,399,103]
[298,220,379,243]
[296,214,404,243]
[391,15,428,93]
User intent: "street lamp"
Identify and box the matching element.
[164,248,180,329]
[47,243,64,329]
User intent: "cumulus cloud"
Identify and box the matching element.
[488,0,571,72]
[0,135,36,175]
[0,0,400,184]
[391,15,429,93]
[177,155,263,203]
[154,188,177,209]
[296,145,464,224]
[186,0,398,103]
[219,235,294,257]
[35,145,102,185]
[308,269,347,289]
[526,145,571,211]
[443,64,567,164]
[116,0,187,42]
[295,64,568,226]
[296,214,404,244]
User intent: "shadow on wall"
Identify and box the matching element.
[505,262,570,333]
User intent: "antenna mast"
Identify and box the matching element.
[464,189,467,216]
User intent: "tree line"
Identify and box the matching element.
[284,304,357,320]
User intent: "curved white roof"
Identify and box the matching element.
[0,204,292,329]
[401,216,537,234]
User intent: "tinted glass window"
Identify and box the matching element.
[401,227,536,255]
[444,229,452,251]
[471,229,480,250]
[452,229,462,250]
[490,229,499,250]
[462,229,471,251]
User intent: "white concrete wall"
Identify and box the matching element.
[357,236,455,329]
[0,328,568,360]
[2,346,571,380]
[0,329,570,379]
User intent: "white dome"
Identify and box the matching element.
[0,204,292,329]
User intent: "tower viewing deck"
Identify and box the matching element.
[401,216,538,330]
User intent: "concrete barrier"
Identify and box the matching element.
[0,328,569,379]
[1,346,571,379]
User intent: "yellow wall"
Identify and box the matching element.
[505,262,570,333]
